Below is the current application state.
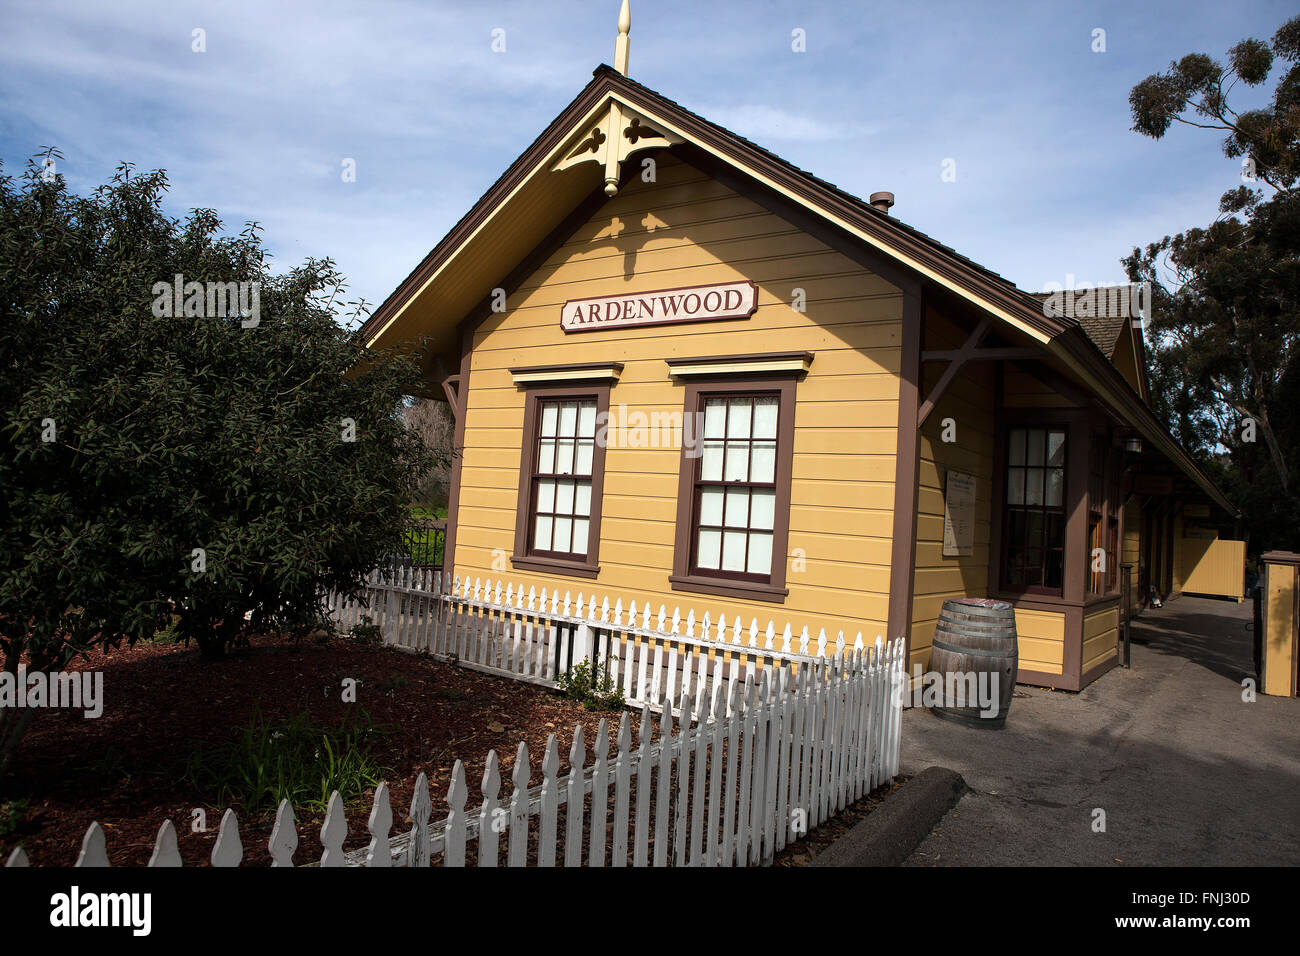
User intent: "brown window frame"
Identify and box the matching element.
[670,374,797,603]
[510,383,610,580]
[999,424,1069,597]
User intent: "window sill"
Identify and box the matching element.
[668,574,788,604]
[510,554,600,580]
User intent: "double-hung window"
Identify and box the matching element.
[1002,426,1067,593]
[669,365,803,603]
[511,381,611,578]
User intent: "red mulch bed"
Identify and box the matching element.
[1,634,638,867]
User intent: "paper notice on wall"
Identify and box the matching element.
[943,471,976,557]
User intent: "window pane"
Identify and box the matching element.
[1048,430,1066,467]
[700,487,724,525]
[1045,468,1064,507]
[753,397,778,439]
[577,402,597,438]
[556,438,575,475]
[574,481,591,517]
[724,443,749,481]
[750,489,775,530]
[558,403,578,437]
[701,441,724,481]
[534,515,553,551]
[1007,467,1025,505]
[540,404,558,438]
[553,516,572,553]
[572,517,589,555]
[747,532,773,575]
[751,441,776,483]
[538,439,556,474]
[1027,429,1045,466]
[724,488,749,528]
[555,479,575,515]
[537,478,556,513]
[1026,469,1043,506]
[697,529,721,569]
[721,531,747,571]
[704,400,726,438]
[1008,429,1026,465]
[726,400,752,439]
[574,439,594,476]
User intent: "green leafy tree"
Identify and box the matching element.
[0,152,437,781]
[1126,17,1300,552]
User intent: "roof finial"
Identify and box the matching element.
[614,0,631,76]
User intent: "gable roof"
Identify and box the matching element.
[362,64,1233,516]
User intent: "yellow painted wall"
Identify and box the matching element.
[1176,537,1245,600]
[1263,561,1296,697]
[1014,607,1066,675]
[453,154,904,644]
[1002,364,1076,408]
[911,306,996,673]
[1122,496,1141,616]
[1083,604,1119,673]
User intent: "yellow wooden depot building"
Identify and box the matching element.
[362,7,1238,692]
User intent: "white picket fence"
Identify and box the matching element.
[5,646,903,868]
[328,567,890,718]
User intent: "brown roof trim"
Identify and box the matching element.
[508,361,625,376]
[665,351,814,366]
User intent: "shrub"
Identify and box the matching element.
[556,656,625,711]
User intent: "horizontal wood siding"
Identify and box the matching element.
[911,305,996,673]
[1014,607,1066,675]
[1082,605,1118,673]
[453,154,904,641]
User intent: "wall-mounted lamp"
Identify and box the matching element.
[1124,436,1143,454]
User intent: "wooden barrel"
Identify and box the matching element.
[929,598,1018,728]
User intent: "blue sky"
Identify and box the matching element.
[1,0,1292,314]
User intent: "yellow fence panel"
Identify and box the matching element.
[1175,538,1245,600]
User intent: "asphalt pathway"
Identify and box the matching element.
[901,596,1299,866]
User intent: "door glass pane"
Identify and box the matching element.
[1027,429,1045,466]
[1008,429,1026,465]
[1026,469,1044,506]
[1047,430,1066,467]
[1007,467,1025,505]
[1045,468,1064,507]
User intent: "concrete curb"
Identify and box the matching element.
[810,766,966,867]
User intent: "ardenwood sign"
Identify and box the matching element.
[561,281,758,332]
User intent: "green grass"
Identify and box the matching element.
[182,705,391,814]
